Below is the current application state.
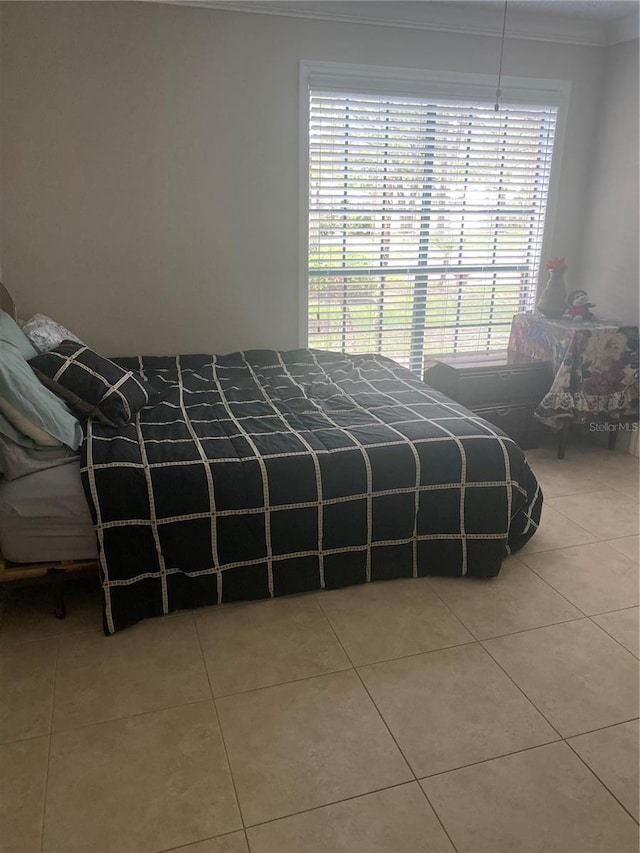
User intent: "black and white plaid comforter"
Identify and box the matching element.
[80,349,542,634]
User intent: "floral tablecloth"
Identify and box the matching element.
[507,313,639,430]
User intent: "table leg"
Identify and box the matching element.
[53,583,67,619]
[608,428,617,451]
[557,419,571,459]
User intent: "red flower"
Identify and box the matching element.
[545,257,567,271]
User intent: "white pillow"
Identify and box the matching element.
[0,434,77,480]
[21,313,84,354]
[0,397,63,446]
[0,340,82,450]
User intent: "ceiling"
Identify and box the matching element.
[169,0,640,44]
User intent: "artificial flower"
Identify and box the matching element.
[545,256,567,270]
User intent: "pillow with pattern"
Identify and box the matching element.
[29,341,158,427]
[21,313,84,354]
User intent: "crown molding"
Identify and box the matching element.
[606,9,640,45]
[159,0,612,46]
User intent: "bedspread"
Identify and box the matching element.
[80,349,542,633]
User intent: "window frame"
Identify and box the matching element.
[298,60,571,352]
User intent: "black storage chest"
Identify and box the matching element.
[423,353,553,450]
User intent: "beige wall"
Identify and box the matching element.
[0,2,608,355]
[577,38,639,324]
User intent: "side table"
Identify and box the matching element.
[508,314,639,458]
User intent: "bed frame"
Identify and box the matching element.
[0,552,98,618]
[0,282,99,617]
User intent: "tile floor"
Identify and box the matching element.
[1,435,638,853]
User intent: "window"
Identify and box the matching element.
[304,66,563,374]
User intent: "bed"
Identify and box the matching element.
[0,287,542,634]
[0,461,97,564]
[82,349,541,634]
[0,285,100,614]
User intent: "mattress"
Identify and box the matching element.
[0,462,98,563]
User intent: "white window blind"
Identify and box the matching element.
[307,88,558,374]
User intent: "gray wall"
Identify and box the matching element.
[577,38,639,324]
[0,2,615,355]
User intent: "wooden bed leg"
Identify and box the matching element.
[2,559,98,622]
